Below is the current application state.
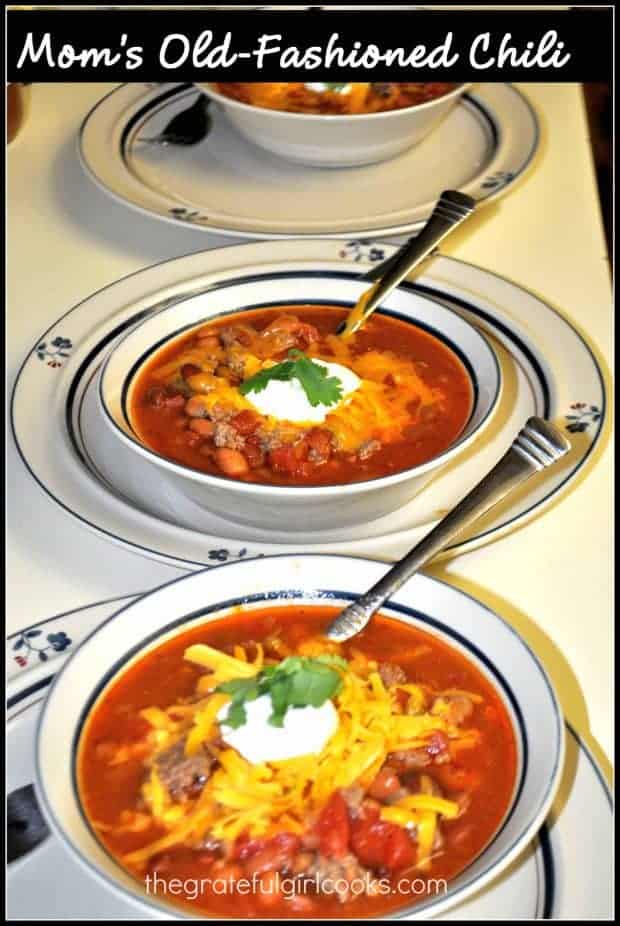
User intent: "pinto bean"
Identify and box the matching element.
[181,363,202,380]
[185,396,210,418]
[368,766,401,801]
[214,448,250,477]
[196,334,221,352]
[163,393,186,409]
[189,418,215,437]
[187,371,218,394]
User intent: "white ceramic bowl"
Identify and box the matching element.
[97,269,501,533]
[199,83,472,167]
[35,554,565,920]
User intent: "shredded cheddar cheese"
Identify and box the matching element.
[114,641,480,870]
[146,330,444,456]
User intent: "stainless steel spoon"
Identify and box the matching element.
[337,190,476,339]
[326,417,571,642]
[7,783,50,863]
[139,92,212,147]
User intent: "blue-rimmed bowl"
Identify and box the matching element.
[198,83,473,168]
[35,554,564,919]
[97,270,501,533]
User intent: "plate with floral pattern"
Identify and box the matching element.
[6,596,612,919]
[79,82,538,239]
[11,240,605,569]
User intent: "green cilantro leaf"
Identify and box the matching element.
[316,653,349,670]
[216,655,348,731]
[288,662,343,708]
[267,676,292,728]
[225,698,249,729]
[288,351,344,408]
[323,82,349,92]
[238,351,343,409]
[237,360,295,396]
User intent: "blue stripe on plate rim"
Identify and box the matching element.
[77,81,540,233]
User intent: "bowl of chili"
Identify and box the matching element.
[97,270,501,533]
[35,554,564,919]
[199,82,472,167]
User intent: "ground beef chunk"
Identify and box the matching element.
[258,427,302,453]
[152,739,215,801]
[432,694,474,726]
[389,730,451,772]
[378,662,407,687]
[358,439,381,461]
[224,350,248,378]
[213,421,246,451]
[219,324,256,348]
[307,428,333,464]
[372,82,397,98]
[210,404,234,422]
[296,852,379,902]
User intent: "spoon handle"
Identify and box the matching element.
[338,190,476,338]
[326,417,571,642]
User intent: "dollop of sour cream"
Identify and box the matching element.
[245,360,360,425]
[217,695,339,764]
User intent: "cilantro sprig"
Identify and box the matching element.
[216,654,347,729]
[239,350,344,409]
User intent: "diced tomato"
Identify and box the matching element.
[384,825,415,870]
[368,766,401,800]
[269,445,295,473]
[269,441,308,475]
[351,817,415,871]
[231,410,260,436]
[315,792,350,858]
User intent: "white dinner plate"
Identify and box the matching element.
[79,82,539,239]
[11,240,605,569]
[6,595,613,920]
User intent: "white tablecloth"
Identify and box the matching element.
[7,83,612,769]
